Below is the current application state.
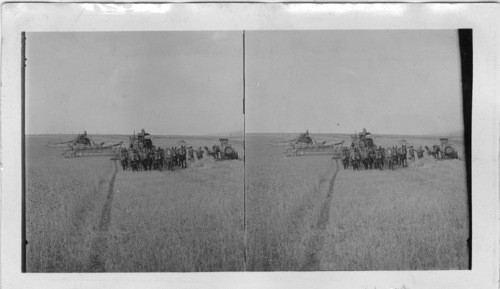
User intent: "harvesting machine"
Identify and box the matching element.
[283,130,345,158]
[128,129,154,151]
[108,129,156,161]
[350,128,376,150]
[50,131,123,159]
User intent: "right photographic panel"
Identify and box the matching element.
[244,30,471,271]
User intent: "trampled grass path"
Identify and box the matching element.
[87,161,119,272]
[302,159,340,270]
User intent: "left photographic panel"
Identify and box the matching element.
[24,31,245,272]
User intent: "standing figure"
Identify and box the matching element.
[196,147,204,160]
[417,146,424,159]
[408,146,415,161]
[187,146,194,162]
[342,149,350,170]
[212,145,220,160]
[179,146,187,168]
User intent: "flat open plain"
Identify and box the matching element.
[245,133,469,271]
[26,135,244,272]
[25,133,468,271]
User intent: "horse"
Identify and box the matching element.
[385,147,394,170]
[129,149,140,172]
[171,147,179,166]
[205,146,219,160]
[140,149,152,171]
[367,148,376,170]
[359,149,370,170]
[379,147,386,168]
[139,149,148,171]
[163,148,175,171]
[350,149,361,171]
[153,148,164,171]
[400,145,408,167]
[178,146,187,168]
[148,149,156,170]
[120,148,129,171]
[374,150,383,170]
[342,150,350,170]
[395,147,403,166]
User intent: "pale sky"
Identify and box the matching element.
[245,30,464,135]
[26,31,244,135]
[26,30,465,136]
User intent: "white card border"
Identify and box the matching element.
[1,3,499,289]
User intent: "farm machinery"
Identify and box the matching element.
[48,131,123,159]
[350,128,375,150]
[47,131,94,148]
[283,130,345,158]
[218,138,239,160]
[109,129,155,160]
[128,129,154,151]
[438,137,459,159]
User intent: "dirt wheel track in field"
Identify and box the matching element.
[87,160,118,272]
[302,159,340,270]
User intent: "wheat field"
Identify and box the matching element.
[26,133,468,271]
[25,134,244,272]
[26,136,115,271]
[105,157,244,272]
[245,133,469,271]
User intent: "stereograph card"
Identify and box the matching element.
[1,3,499,289]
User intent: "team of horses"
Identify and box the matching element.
[118,144,225,172]
[341,145,427,171]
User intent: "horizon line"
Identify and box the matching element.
[26,131,464,137]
